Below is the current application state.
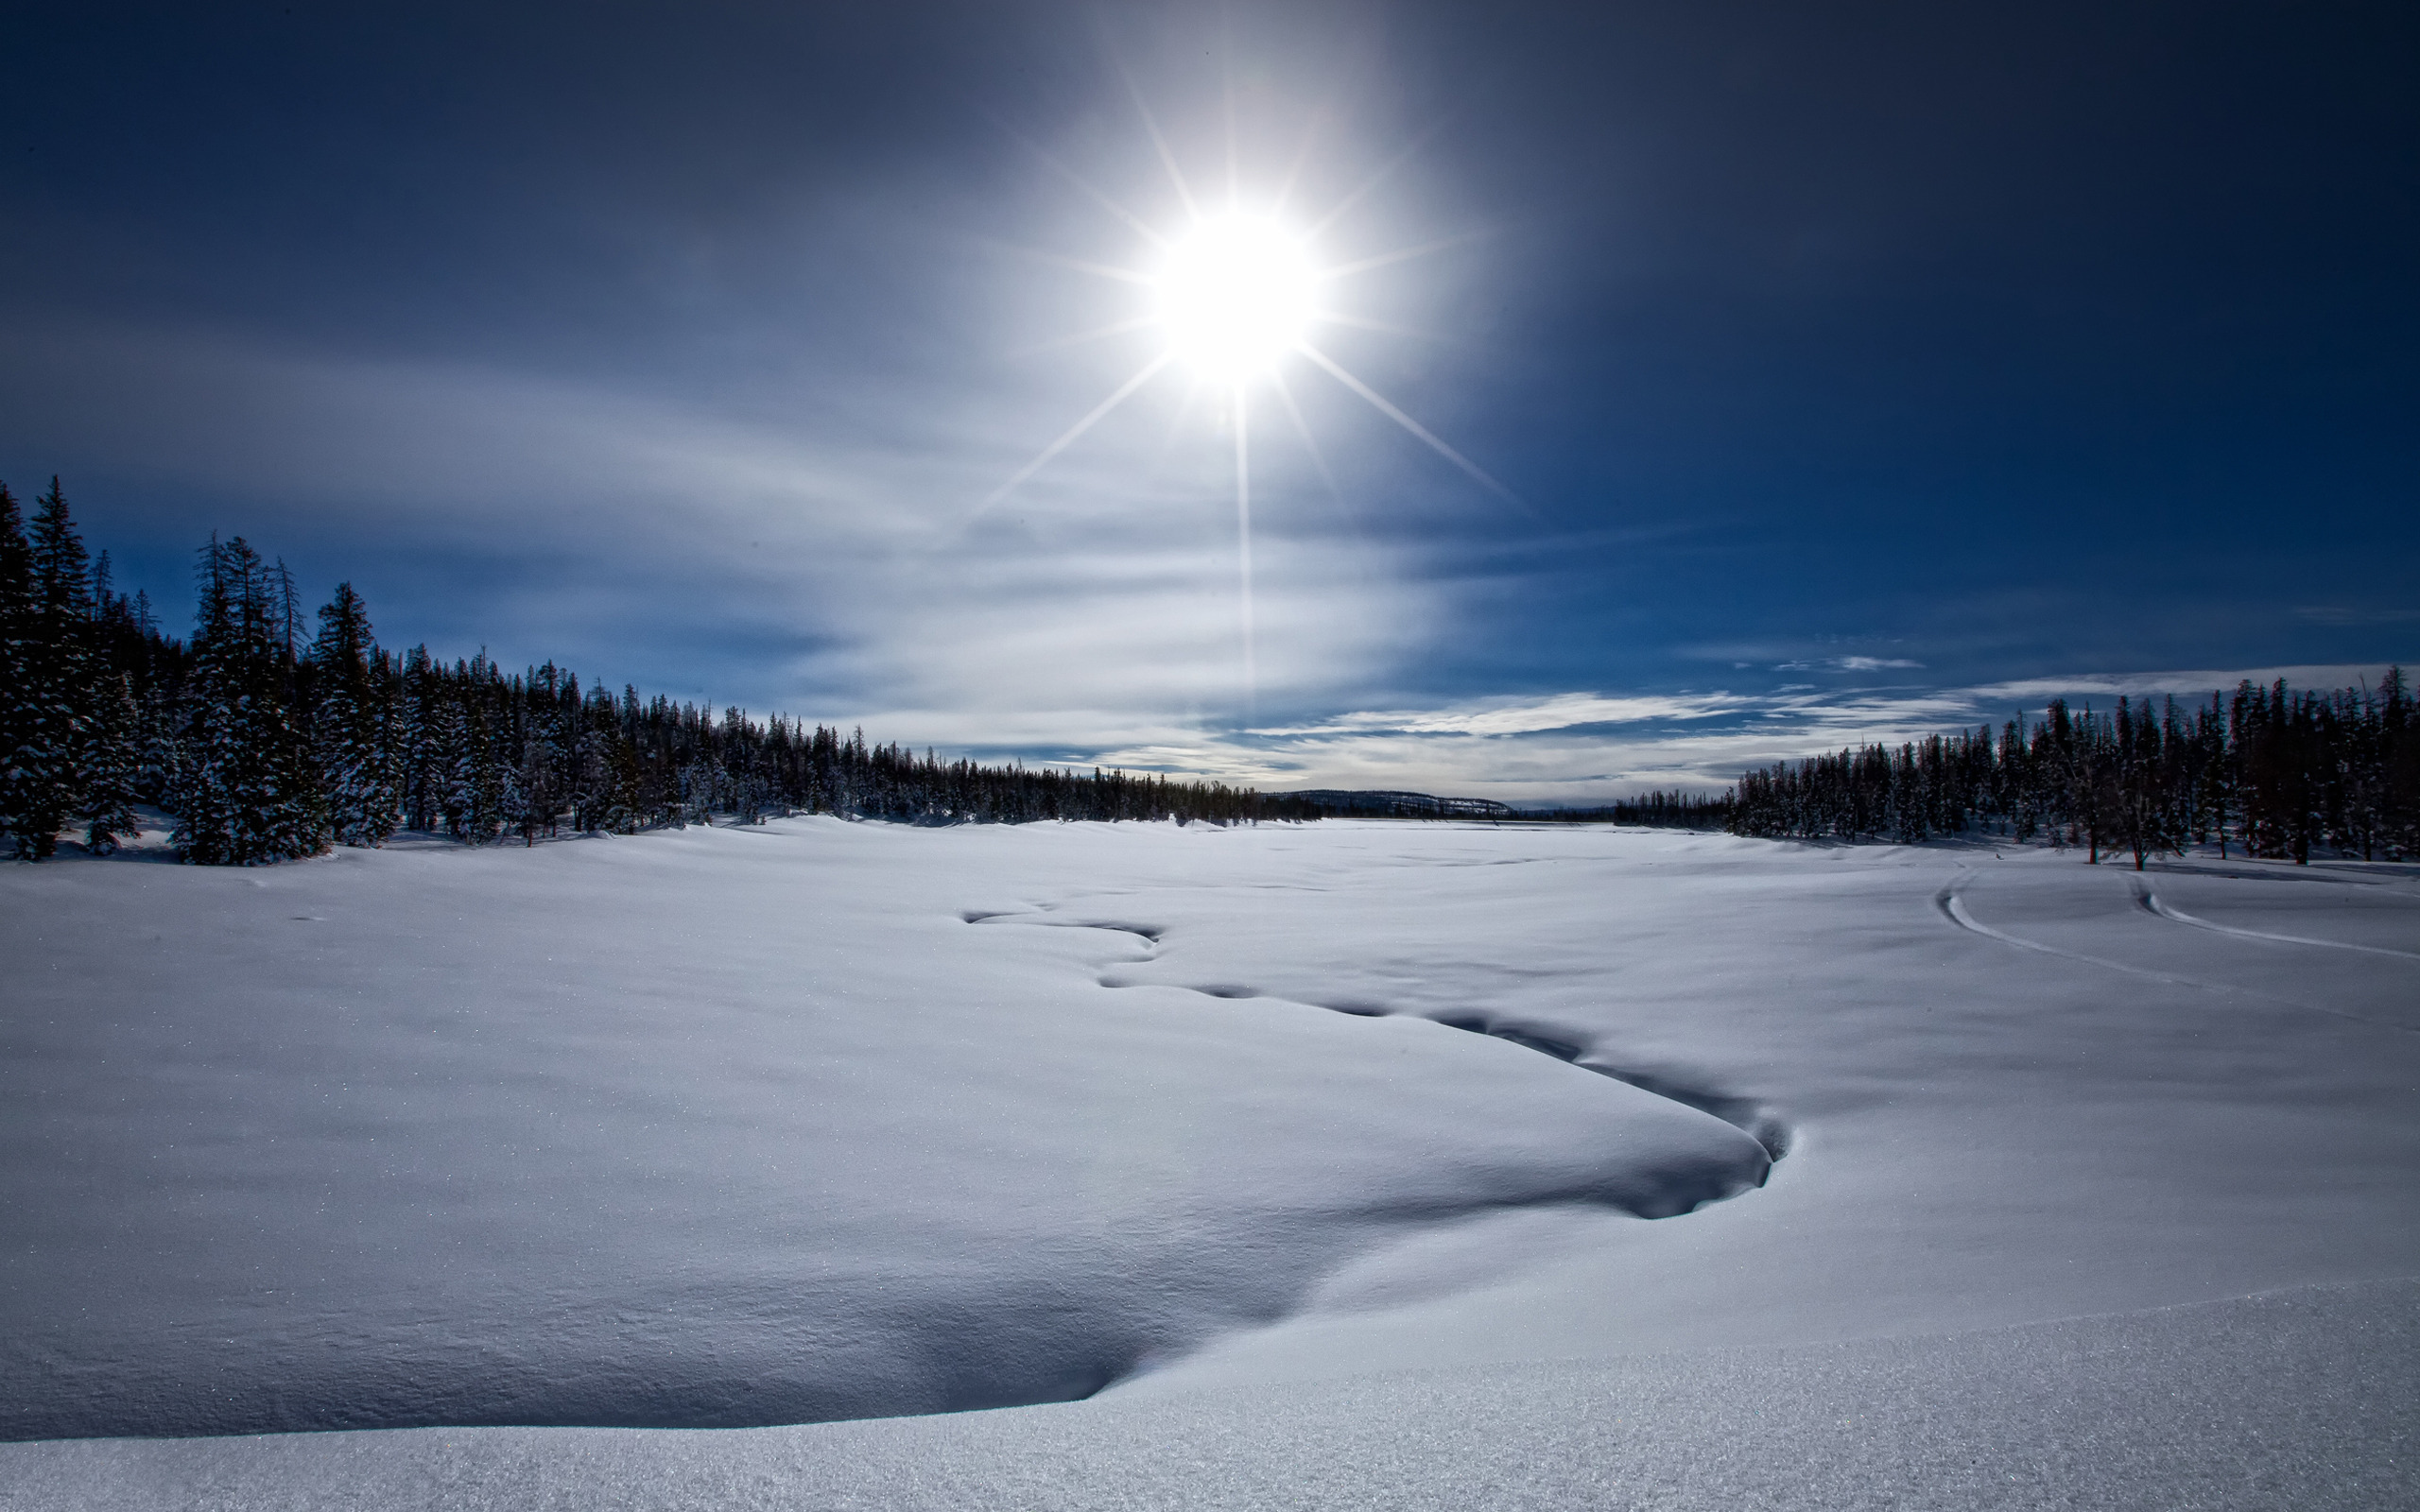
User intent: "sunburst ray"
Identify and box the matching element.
[1007,316,1160,361]
[1297,341,1515,502]
[1233,384,1256,710]
[1123,71,1202,222]
[994,246,1156,285]
[1270,104,1331,216]
[1319,228,1492,280]
[1304,113,1455,239]
[1005,129,1173,249]
[982,352,1174,509]
[1309,310,1446,342]
[1268,368,1345,507]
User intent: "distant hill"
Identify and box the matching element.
[1283,789,1518,819]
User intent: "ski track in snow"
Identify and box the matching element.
[965,909,1793,1177]
[1935,866,2417,1035]
[2132,881,2420,962]
[1934,872,2187,986]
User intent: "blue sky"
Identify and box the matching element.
[4,3,2414,800]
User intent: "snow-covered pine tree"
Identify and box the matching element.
[451,664,504,843]
[560,679,612,833]
[391,647,424,832]
[170,536,328,865]
[0,484,31,858]
[519,662,563,837]
[270,558,303,662]
[138,679,181,808]
[80,673,142,853]
[499,745,536,846]
[587,687,636,832]
[6,480,97,859]
[166,539,237,860]
[421,681,472,836]
[680,756,721,826]
[607,715,642,832]
[509,725,550,843]
[309,583,399,847]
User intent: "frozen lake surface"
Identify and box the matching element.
[3,817,2414,1506]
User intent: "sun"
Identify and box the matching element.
[985,96,1512,706]
[1154,214,1319,383]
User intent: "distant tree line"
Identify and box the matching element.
[1242,789,1733,829]
[1519,790,1734,829]
[0,481,1316,865]
[1727,678,2419,866]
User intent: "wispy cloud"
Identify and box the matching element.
[1965,664,2398,703]
[1250,691,1750,737]
[2294,606,2420,627]
[0,315,1453,729]
[1040,662,2413,804]
[1769,655,1925,672]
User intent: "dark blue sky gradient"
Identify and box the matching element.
[5,3,2414,797]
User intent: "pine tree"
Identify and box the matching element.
[508,721,552,844]
[425,689,472,838]
[2378,667,2414,860]
[80,673,142,853]
[395,646,440,833]
[309,583,399,847]
[0,484,31,858]
[137,679,180,807]
[452,668,503,843]
[6,480,96,859]
[170,536,328,865]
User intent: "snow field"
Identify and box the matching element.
[2,816,2414,1507]
[2,817,1765,1437]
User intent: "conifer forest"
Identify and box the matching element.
[0,481,1311,865]
[2,476,2411,867]
[1726,679,2420,865]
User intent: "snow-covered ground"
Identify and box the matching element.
[2,817,2413,1507]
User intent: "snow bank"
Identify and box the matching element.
[5,1279,2411,1511]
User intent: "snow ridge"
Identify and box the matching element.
[970,909,1782,1214]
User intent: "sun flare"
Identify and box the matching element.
[990,100,1511,708]
[1154,214,1318,383]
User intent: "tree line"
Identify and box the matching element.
[0,480,1318,865]
[1727,677,2419,866]
[1519,790,1735,829]
[13,479,2409,868]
